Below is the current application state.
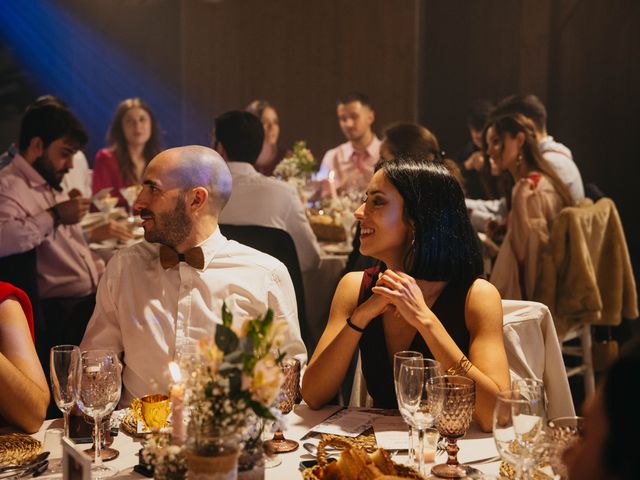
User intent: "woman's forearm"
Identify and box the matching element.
[0,353,49,433]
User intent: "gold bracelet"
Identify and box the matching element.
[446,355,473,376]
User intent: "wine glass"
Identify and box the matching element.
[50,345,81,438]
[264,358,301,454]
[493,389,547,480]
[393,350,423,467]
[77,350,121,479]
[119,185,142,224]
[83,413,119,461]
[397,358,443,476]
[429,375,476,479]
[546,416,585,479]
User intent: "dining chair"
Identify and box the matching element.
[218,224,309,349]
[534,197,638,397]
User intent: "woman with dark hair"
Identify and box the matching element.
[485,113,573,300]
[93,98,162,206]
[245,99,284,176]
[302,158,510,431]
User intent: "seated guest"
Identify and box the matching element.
[1,95,92,197]
[0,281,49,433]
[492,94,585,202]
[302,158,510,432]
[486,114,574,300]
[317,92,381,196]
[81,146,306,405]
[0,102,102,363]
[215,111,322,273]
[564,338,640,480]
[246,99,284,176]
[93,98,162,207]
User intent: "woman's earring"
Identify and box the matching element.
[516,152,523,168]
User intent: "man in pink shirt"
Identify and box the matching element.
[317,92,381,197]
[0,102,102,374]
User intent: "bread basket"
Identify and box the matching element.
[301,436,426,480]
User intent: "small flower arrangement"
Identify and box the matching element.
[141,434,187,480]
[273,140,317,181]
[183,303,286,454]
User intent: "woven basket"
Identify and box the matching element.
[302,436,425,480]
[0,434,41,466]
[309,218,346,243]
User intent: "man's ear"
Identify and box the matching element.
[188,187,209,212]
[24,137,44,163]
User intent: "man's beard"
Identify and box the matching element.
[32,155,66,192]
[142,194,193,248]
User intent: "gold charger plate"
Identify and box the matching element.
[0,434,41,466]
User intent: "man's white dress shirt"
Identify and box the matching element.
[80,227,307,406]
[317,137,381,193]
[219,162,322,272]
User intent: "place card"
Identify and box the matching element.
[371,415,409,450]
[62,437,90,480]
[309,409,379,437]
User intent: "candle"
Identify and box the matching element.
[168,362,185,445]
[328,170,338,201]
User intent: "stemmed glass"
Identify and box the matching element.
[119,185,142,225]
[393,350,423,467]
[50,345,81,438]
[397,358,443,476]
[77,350,121,479]
[264,358,300,454]
[493,389,547,480]
[429,375,476,479]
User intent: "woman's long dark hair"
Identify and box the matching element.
[376,158,483,283]
[107,98,161,185]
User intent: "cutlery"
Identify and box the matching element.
[301,442,343,457]
[0,452,50,475]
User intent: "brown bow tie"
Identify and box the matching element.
[159,245,205,270]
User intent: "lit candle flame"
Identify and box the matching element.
[169,361,182,383]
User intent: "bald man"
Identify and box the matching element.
[80,146,306,405]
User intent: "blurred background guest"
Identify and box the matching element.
[246,99,284,176]
[456,98,496,200]
[317,92,380,197]
[93,97,162,206]
[214,110,321,273]
[0,281,49,433]
[486,113,573,300]
[564,337,640,480]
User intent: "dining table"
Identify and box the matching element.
[26,405,502,480]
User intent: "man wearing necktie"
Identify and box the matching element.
[80,146,307,406]
[317,92,381,197]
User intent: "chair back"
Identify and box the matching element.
[502,299,576,419]
[218,224,309,345]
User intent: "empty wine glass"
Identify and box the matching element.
[429,375,476,479]
[50,345,81,438]
[119,185,142,224]
[77,350,121,479]
[493,389,546,480]
[393,350,423,467]
[264,357,300,453]
[397,358,443,476]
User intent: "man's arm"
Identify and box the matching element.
[0,193,56,257]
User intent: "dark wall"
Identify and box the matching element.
[180,0,420,156]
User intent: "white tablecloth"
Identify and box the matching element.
[30,405,500,479]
